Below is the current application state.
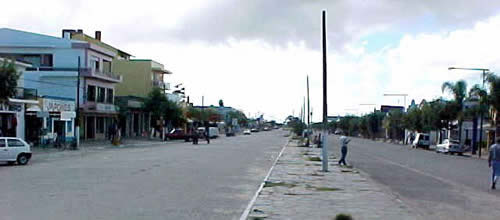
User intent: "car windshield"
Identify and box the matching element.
[3,2,499,220]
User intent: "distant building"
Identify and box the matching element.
[380,105,404,113]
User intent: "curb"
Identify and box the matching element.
[239,139,289,220]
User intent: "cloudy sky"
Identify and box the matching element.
[2,0,500,122]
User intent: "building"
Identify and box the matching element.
[0,28,126,142]
[65,29,129,140]
[380,105,404,113]
[112,59,173,137]
[0,57,37,141]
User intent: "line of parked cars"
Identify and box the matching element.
[411,133,465,155]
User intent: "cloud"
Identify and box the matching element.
[166,0,500,50]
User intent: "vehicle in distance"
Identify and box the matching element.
[197,127,219,138]
[243,129,251,135]
[436,139,464,155]
[263,127,270,131]
[0,137,32,165]
[412,133,430,149]
[165,129,192,141]
[251,128,259,132]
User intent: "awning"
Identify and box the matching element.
[26,104,41,112]
[8,98,39,105]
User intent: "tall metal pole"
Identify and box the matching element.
[307,75,310,127]
[321,10,328,172]
[75,56,81,149]
[479,69,486,158]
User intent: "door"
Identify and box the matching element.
[6,138,25,160]
[0,139,8,160]
[86,116,95,139]
[54,120,66,142]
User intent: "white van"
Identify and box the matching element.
[197,127,219,138]
[412,133,430,149]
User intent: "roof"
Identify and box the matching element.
[70,32,132,57]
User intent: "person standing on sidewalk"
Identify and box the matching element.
[489,138,500,189]
[338,135,350,166]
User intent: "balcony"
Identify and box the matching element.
[81,68,122,83]
[14,87,38,100]
[26,67,121,83]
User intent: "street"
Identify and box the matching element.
[0,130,286,220]
[329,135,500,219]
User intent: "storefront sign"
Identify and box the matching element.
[36,111,50,118]
[60,111,76,121]
[127,100,142,108]
[96,103,117,112]
[43,99,75,112]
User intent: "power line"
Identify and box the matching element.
[19,77,84,89]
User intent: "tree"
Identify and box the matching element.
[219,99,224,107]
[143,88,185,130]
[383,110,405,140]
[442,80,467,141]
[0,59,20,102]
[485,73,500,139]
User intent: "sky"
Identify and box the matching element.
[2,0,500,122]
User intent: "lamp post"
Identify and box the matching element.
[383,94,408,112]
[448,67,489,158]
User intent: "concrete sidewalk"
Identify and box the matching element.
[247,140,418,220]
[31,137,166,155]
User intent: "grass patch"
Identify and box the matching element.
[306,184,342,192]
[264,181,297,188]
[333,213,353,220]
[306,156,322,162]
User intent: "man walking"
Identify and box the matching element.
[338,136,350,166]
[489,138,500,189]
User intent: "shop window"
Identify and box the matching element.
[106,88,113,104]
[67,121,72,133]
[87,85,96,102]
[41,54,53,67]
[96,117,105,134]
[97,87,106,103]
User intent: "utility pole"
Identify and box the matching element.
[307,75,310,127]
[303,96,306,123]
[321,10,328,172]
[75,56,81,149]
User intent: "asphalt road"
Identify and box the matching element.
[0,130,286,220]
[328,135,500,220]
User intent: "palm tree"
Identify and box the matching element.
[485,73,500,139]
[466,84,488,152]
[442,80,467,142]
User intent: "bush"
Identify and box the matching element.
[334,213,353,220]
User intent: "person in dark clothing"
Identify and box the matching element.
[192,129,199,145]
[338,136,350,166]
[205,128,210,144]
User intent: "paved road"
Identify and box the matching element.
[328,135,500,220]
[0,130,286,220]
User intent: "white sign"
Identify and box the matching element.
[60,111,76,121]
[43,98,75,112]
[96,103,117,112]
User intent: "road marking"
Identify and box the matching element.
[239,139,289,220]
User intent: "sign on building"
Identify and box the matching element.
[43,98,75,112]
[60,111,76,121]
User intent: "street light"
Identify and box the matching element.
[448,67,489,158]
[383,94,408,111]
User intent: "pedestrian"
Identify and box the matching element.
[192,128,199,145]
[338,135,350,166]
[205,128,210,144]
[488,138,500,189]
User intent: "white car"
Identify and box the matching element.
[412,133,430,149]
[436,139,464,155]
[243,129,251,135]
[0,137,32,165]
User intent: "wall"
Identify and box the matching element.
[112,60,152,97]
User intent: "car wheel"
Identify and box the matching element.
[17,154,29,165]
[458,152,463,156]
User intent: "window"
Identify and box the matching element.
[67,121,72,133]
[106,88,114,104]
[87,85,96,102]
[97,87,106,103]
[96,117,105,134]
[7,139,25,147]
[23,55,41,67]
[41,54,53,67]
[0,139,5,147]
[103,60,111,73]
[92,56,100,71]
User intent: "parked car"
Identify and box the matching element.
[197,127,219,138]
[165,129,192,142]
[412,133,430,149]
[243,129,251,135]
[251,128,259,132]
[436,139,464,155]
[0,137,32,165]
[263,127,270,131]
